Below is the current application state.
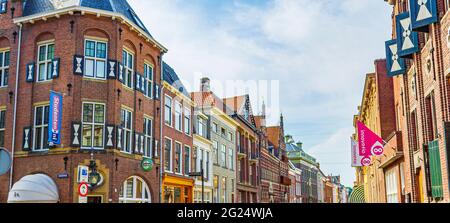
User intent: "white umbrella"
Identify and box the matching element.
[8,174,59,203]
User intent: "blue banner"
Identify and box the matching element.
[48,92,63,145]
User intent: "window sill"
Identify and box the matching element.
[122,85,134,92]
[35,80,53,85]
[83,77,107,83]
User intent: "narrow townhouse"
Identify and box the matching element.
[191,78,239,203]
[223,95,260,203]
[1,0,166,203]
[161,62,194,203]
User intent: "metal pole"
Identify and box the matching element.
[201,162,204,203]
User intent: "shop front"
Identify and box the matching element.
[162,174,194,203]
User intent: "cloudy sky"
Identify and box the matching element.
[129,0,393,186]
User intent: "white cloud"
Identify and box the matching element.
[129,0,392,186]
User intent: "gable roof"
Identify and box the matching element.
[191,91,233,114]
[162,62,190,97]
[22,0,152,37]
[223,95,256,128]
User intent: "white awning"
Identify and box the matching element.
[8,174,59,203]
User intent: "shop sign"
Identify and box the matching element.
[141,158,154,172]
[77,165,89,183]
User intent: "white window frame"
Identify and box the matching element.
[84,39,108,79]
[205,151,210,181]
[385,168,399,203]
[36,42,55,82]
[184,107,191,135]
[0,50,9,87]
[122,49,134,89]
[228,132,233,142]
[33,104,49,151]
[175,101,182,132]
[213,141,219,164]
[81,102,106,149]
[144,63,153,98]
[119,176,151,203]
[221,177,227,203]
[174,141,183,175]
[143,117,153,158]
[228,147,233,170]
[0,109,5,147]
[198,116,207,138]
[212,122,218,133]
[184,145,191,176]
[220,144,226,167]
[121,108,133,154]
[164,137,173,173]
[164,95,172,126]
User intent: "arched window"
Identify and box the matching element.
[119,176,151,203]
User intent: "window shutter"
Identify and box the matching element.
[134,132,140,154]
[105,125,115,148]
[135,73,141,91]
[118,63,124,83]
[107,60,117,79]
[0,0,7,14]
[22,127,32,151]
[140,134,144,154]
[140,76,146,93]
[71,122,81,147]
[73,55,84,75]
[428,140,443,199]
[154,84,160,100]
[116,126,124,150]
[51,58,60,79]
[26,63,35,82]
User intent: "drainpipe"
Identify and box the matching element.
[9,23,23,191]
[159,53,165,203]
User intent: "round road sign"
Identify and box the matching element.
[0,148,12,176]
[78,182,89,197]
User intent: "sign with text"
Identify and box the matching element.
[351,139,370,167]
[77,165,89,183]
[357,121,384,157]
[48,92,63,145]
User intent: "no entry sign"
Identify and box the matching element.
[78,182,89,197]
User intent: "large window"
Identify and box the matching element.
[184,146,191,175]
[81,103,105,149]
[175,142,182,174]
[0,109,5,147]
[213,141,218,164]
[213,175,219,203]
[164,95,172,126]
[221,177,227,203]
[220,144,226,167]
[33,105,49,151]
[385,168,399,203]
[228,148,233,170]
[184,107,191,135]
[198,116,207,138]
[122,49,134,88]
[144,63,153,98]
[84,39,107,79]
[175,101,182,131]
[206,151,210,181]
[143,117,153,158]
[164,138,172,172]
[119,176,151,203]
[121,108,133,153]
[0,50,9,87]
[37,42,54,82]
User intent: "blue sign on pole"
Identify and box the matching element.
[48,92,63,145]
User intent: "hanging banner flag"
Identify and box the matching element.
[351,139,371,167]
[48,91,63,145]
[357,121,384,157]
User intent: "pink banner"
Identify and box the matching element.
[351,139,371,167]
[357,121,384,157]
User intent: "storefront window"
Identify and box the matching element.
[164,186,182,203]
[119,176,151,203]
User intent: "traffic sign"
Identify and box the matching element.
[78,182,89,197]
[0,148,12,176]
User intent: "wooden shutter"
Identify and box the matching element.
[51,58,60,79]
[105,125,115,148]
[26,63,35,82]
[22,127,32,151]
[118,63,124,83]
[0,0,7,14]
[73,55,84,75]
[107,60,117,79]
[71,122,81,147]
[428,140,443,198]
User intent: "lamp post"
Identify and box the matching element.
[88,149,100,189]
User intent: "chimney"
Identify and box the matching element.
[296,141,303,149]
[200,77,210,92]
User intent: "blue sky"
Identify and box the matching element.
[129,0,393,186]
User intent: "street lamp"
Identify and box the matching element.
[88,149,101,189]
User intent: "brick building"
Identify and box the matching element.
[0,0,179,203]
[223,95,260,203]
